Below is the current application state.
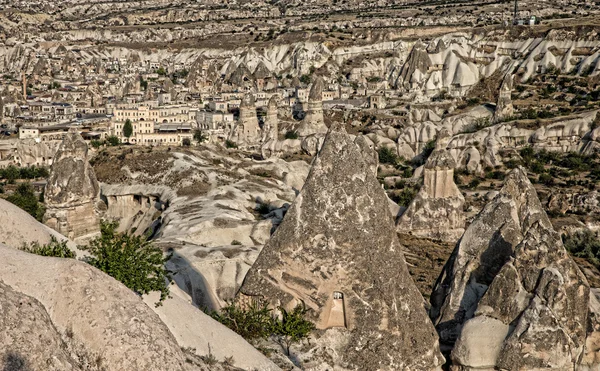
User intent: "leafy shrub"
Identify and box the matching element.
[231,240,242,245]
[210,301,314,355]
[563,230,600,269]
[22,236,75,258]
[82,222,172,304]
[378,146,399,165]
[225,140,238,149]
[90,140,103,149]
[182,138,191,147]
[285,130,299,140]
[210,301,275,342]
[7,183,45,221]
[273,303,315,355]
[468,178,481,189]
[106,136,121,146]
[393,187,417,207]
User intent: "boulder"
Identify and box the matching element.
[238,128,444,370]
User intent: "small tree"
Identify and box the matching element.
[123,119,133,143]
[182,138,191,146]
[273,304,315,356]
[284,130,299,140]
[82,222,172,305]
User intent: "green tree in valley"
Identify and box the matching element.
[82,222,172,305]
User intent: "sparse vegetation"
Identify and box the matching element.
[225,140,238,149]
[209,300,314,354]
[563,230,600,269]
[22,236,75,259]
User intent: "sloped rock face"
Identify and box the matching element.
[239,129,444,370]
[0,280,80,371]
[43,131,100,240]
[397,131,465,242]
[430,168,592,370]
[261,95,280,158]
[0,245,206,371]
[297,77,328,136]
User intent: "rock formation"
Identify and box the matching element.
[431,167,593,370]
[0,198,72,250]
[43,131,100,240]
[397,129,465,242]
[261,95,279,158]
[399,40,432,89]
[297,76,328,136]
[231,93,260,147]
[262,95,279,143]
[0,280,81,371]
[493,73,514,123]
[0,245,208,371]
[239,128,444,370]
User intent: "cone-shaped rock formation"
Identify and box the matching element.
[431,167,592,370]
[239,129,444,370]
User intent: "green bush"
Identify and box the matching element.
[378,146,399,165]
[284,130,299,140]
[563,230,600,269]
[82,222,172,305]
[106,136,121,146]
[210,301,275,342]
[393,187,417,207]
[225,140,238,149]
[22,236,75,258]
[7,183,45,221]
[273,303,315,355]
[210,301,314,354]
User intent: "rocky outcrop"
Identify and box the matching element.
[0,245,207,371]
[492,73,514,123]
[0,280,81,371]
[0,198,71,249]
[261,95,280,158]
[230,93,261,147]
[239,128,444,370]
[397,130,465,242]
[43,131,100,240]
[431,167,593,370]
[297,76,328,136]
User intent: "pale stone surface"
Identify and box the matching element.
[43,131,100,240]
[0,280,81,371]
[239,128,444,370]
[0,198,70,248]
[231,93,261,147]
[0,245,207,371]
[143,287,280,371]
